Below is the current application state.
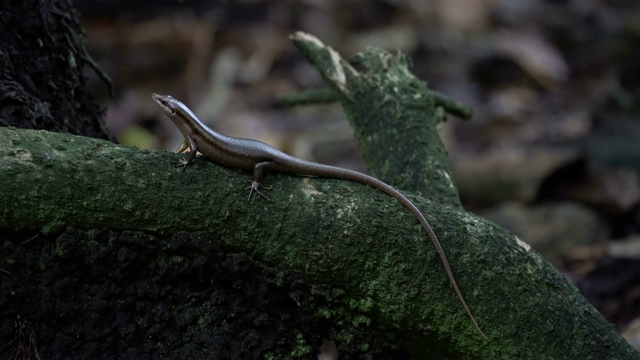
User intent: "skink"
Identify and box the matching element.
[152,93,485,337]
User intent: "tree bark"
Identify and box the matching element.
[0,0,111,138]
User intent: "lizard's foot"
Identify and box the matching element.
[248,181,271,201]
[176,158,189,168]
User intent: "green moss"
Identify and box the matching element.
[289,332,313,358]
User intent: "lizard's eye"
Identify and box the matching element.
[160,99,174,112]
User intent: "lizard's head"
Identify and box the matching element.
[151,93,201,137]
[152,93,179,116]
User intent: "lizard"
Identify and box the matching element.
[151,93,485,337]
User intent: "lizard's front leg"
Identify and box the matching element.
[177,136,198,167]
[249,161,276,201]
